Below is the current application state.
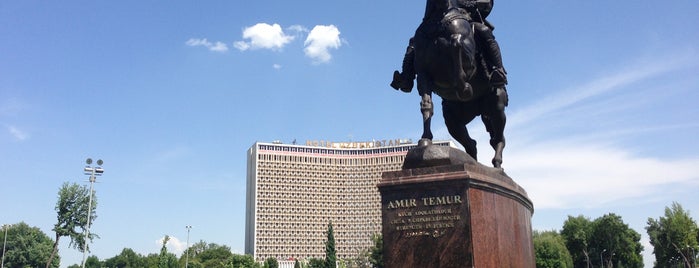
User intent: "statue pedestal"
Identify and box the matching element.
[378,146,534,267]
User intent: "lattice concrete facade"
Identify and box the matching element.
[245,140,452,261]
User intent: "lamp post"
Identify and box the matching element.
[185,225,192,268]
[81,158,104,268]
[688,246,696,268]
[600,249,607,268]
[1,224,9,268]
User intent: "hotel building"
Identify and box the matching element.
[245,139,453,262]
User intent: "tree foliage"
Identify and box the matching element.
[646,202,699,268]
[325,222,337,268]
[230,253,259,268]
[0,222,59,268]
[103,247,147,267]
[263,257,279,268]
[368,233,383,268]
[533,230,573,268]
[308,258,326,268]
[561,213,643,268]
[157,235,178,268]
[177,240,258,268]
[47,182,97,268]
[561,215,593,268]
[592,213,643,267]
[84,255,102,268]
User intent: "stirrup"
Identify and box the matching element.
[489,68,507,87]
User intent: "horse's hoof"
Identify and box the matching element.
[492,158,502,168]
[418,139,433,147]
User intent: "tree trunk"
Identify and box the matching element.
[46,233,60,268]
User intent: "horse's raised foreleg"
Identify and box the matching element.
[419,92,434,146]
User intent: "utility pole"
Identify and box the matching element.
[81,158,104,268]
[1,224,9,268]
[185,225,192,268]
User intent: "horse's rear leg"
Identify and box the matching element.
[484,88,508,168]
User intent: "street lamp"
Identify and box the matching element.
[600,249,607,268]
[81,158,104,268]
[687,245,696,268]
[185,225,192,268]
[1,224,9,268]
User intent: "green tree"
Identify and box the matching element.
[591,213,643,268]
[0,222,59,268]
[325,222,337,268]
[561,215,593,268]
[368,233,383,268]
[230,253,258,268]
[533,230,573,268]
[47,182,97,268]
[562,214,643,268]
[199,244,233,267]
[308,258,326,268]
[178,241,246,268]
[85,255,102,268]
[646,202,699,268]
[157,235,178,268]
[294,259,302,268]
[264,257,279,268]
[104,247,147,267]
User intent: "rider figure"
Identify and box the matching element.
[391,0,507,95]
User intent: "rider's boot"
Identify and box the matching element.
[390,38,416,93]
[475,24,508,88]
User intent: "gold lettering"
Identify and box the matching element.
[387,199,418,209]
[422,195,463,206]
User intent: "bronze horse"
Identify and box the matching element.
[412,0,507,168]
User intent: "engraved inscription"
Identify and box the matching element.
[385,195,463,238]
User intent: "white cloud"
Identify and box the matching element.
[209,41,229,52]
[288,25,308,33]
[185,38,229,52]
[303,25,342,64]
[430,54,699,210]
[273,64,282,69]
[508,143,699,209]
[509,55,693,130]
[7,125,28,141]
[234,23,294,51]
[156,236,187,255]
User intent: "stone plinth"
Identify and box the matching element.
[378,149,534,268]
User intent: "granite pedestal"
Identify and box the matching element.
[378,145,534,268]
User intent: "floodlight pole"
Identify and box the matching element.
[185,225,192,268]
[600,249,606,268]
[81,158,103,268]
[1,224,9,268]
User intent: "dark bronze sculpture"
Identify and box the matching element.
[391,0,509,168]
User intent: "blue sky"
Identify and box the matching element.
[1,1,698,267]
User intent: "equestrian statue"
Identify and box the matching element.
[391,0,509,168]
